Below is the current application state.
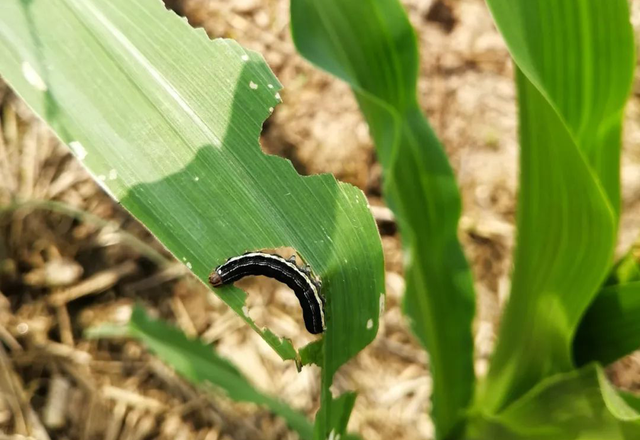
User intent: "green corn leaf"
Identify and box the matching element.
[0,0,384,406]
[313,391,357,440]
[481,67,616,412]
[290,1,475,438]
[468,364,640,440]
[485,0,634,218]
[481,0,634,412]
[121,306,314,439]
[605,242,640,287]
[620,391,640,414]
[574,282,640,366]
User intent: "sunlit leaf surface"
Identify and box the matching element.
[482,0,634,412]
[469,365,640,440]
[0,0,384,395]
[291,1,476,438]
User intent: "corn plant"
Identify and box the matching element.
[1,0,640,439]
[0,0,381,438]
[291,0,640,439]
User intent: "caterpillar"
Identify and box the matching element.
[209,252,325,334]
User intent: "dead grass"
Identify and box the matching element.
[2,1,640,439]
